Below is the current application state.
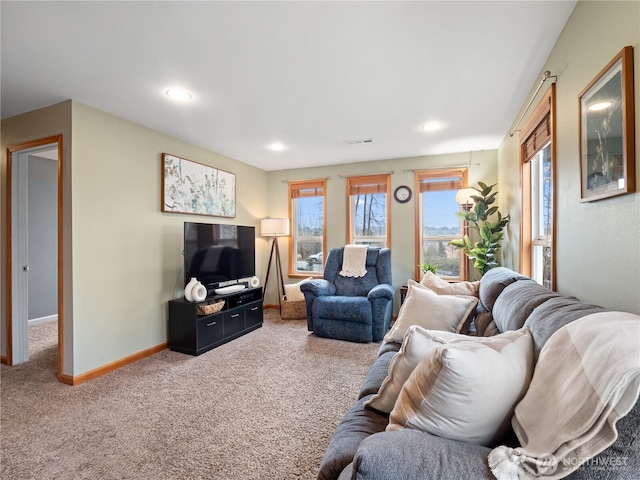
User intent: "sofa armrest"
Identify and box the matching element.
[300,279,336,297]
[367,283,394,302]
[349,430,493,480]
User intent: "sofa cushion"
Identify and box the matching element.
[420,271,480,296]
[346,429,494,480]
[492,279,561,333]
[358,350,396,399]
[317,394,389,480]
[314,296,372,323]
[334,266,380,297]
[478,267,528,312]
[367,327,532,415]
[377,341,401,356]
[366,327,453,413]
[474,302,495,337]
[384,280,477,343]
[387,328,534,446]
[523,296,606,360]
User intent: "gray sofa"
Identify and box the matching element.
[318,268,640,480]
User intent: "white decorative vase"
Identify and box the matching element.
[191,281,207,302]
[184,277,198,302]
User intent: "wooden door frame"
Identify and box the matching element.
[4,135,63,380]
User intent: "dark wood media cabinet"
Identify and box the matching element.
[168,286,263,355]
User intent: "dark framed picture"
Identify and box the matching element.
[579,46,635,202]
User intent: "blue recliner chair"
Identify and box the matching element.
[300,246,394,343]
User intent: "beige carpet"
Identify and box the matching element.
[1,311,379,479]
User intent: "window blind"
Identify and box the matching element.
[290,180,325,198]
[348,174,389,195]
[417,168,466,192]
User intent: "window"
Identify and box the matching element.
[346,174,390,247]
[530,144,553,287]
[415,169,468,280]
[521,85,555,289]
[289,179,326,276]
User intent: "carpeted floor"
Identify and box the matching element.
[1,311,379,479]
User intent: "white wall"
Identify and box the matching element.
[499,0,640,315]
[266,150,498,312]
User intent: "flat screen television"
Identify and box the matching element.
[184,222,255,291]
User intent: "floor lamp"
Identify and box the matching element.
[261,218,290,313]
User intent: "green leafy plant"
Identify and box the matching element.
[448,182,510,276]
[419,263,438,275]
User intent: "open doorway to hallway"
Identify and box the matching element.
[5,137,61,374]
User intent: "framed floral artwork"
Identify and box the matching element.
[579,46,635,202]
[162,153,236,217]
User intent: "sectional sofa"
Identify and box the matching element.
[318,268,640,480]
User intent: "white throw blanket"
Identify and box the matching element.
[489,311,640,479]
[339,245,368,277]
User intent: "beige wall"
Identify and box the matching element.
[266,150,498,311]
[69,102,269,375]
[499,0,640,315]
[1,101,268,376]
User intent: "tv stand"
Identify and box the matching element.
[168,286,263,356]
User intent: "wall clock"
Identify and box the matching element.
[393,185,412,203]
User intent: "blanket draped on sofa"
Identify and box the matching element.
[489,311,640,479]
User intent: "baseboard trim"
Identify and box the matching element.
[28,315,58,325]
[263,304,280,310]
[59,342,168,386]
[1,355,7,365]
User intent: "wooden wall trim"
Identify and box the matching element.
[59,343,168,386]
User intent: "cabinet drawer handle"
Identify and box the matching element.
[206,321,217,327]
[250,307,259,311]
[231,313,240,318]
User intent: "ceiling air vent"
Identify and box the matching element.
[343,138,374,145]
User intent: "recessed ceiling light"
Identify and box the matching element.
[421,121,443,132]
[165,88,192,101]
[268,143,286,151]
[588,101,613,111]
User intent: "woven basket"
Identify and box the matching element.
[281,296,306,320]
[197,300,225,316]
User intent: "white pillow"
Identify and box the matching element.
[366,327,530,414]
[384,280,478,343]
[420,271,480,297]
[365,326,462,413]
[283,277,312,302]
[387,328,534,446]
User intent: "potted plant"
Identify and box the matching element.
[419,263,438,275]
[449,182,510,276]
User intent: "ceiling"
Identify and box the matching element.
[1,1,576,171]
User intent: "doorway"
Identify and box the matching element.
[5,136,63,378]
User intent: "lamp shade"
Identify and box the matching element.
[260,218,290,237]
[455,188,476,206]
